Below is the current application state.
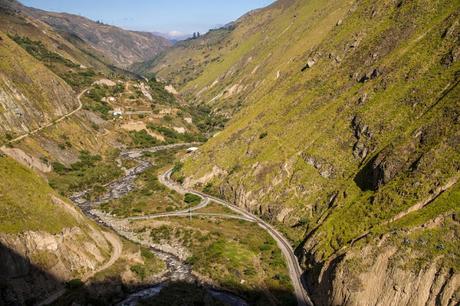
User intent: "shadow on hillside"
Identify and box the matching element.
[0,242,62,306]
[0,242,297,306]
[354,155,379,191]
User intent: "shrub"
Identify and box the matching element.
[184,193,201,206]
[130,264,146,280]
[52,162,68,175]
[129,130,159,148]
[259,132,268,139]
[185,255,198,266]
[66,279,84,290]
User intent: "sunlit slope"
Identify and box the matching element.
[0,31,79,140]
[155,0,460,304]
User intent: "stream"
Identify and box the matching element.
[69,144,249,306]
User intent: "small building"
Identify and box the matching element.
[112,107,123,117]
[186,147,199,153]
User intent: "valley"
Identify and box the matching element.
[0,0,459,305]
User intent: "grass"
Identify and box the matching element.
[9,34,100,91]
[0,156,77,233]
[133,216,295,304]
[166,0,460,267]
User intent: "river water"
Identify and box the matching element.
[70,144,249,306]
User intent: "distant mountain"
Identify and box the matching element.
[20,3,172,69]
[153,31,192,42]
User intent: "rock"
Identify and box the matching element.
[302,154,335,178]
[441,47,460,67]
[358,68,380,83]
[336,19,343,26]
[351,115,372,160]
[302,58,316,71]
[358,93,368,104]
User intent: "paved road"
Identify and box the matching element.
[128,211,255,222]
[159,169,314,306]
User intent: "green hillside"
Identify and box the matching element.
[0,155,77,233]
[152,0,460,303]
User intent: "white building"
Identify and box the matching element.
[186,147,199,153]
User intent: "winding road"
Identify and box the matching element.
[81,144,314,306]
[15,86,313,306]
[157,168,314,306]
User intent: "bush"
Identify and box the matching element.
[130,264,146,280]
[66,279,84,290]
[52,162,68,175]
[141,247,156,260]
[259,244,272,252]
[129,130,159,148]
[185,255,198,266]
[171,162,183,175]
[184,193,202,206]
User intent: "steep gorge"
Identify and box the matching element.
[150,0,460,304]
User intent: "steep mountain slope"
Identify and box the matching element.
[0,154,116,305]
[153,0,460,304]
[24,5,171,69]
[0,31,79,141]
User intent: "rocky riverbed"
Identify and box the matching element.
[69,144,249,306]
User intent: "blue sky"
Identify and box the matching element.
[20,0,274,38]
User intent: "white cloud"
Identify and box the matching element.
[168,30,185,38]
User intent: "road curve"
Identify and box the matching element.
[159,168,314,306]
[128,211,255,222]
[36,231,123,306]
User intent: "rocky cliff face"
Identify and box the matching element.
[0,226,111,305]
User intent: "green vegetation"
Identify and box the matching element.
[139,217,295,304]
[100,149,184,217]
[139,282,226,306]
[147,77,177,105]
[49,150,122,196]
[81,84,126,119]
[162,0,460,272]
[129,130,160,148]
[147,124,206,143]
[66,279,84,290]
[0,156,77,234]
[9,35,79,68]
[9,34,99,90]
[186,104,228,135]
[184,193,201,206]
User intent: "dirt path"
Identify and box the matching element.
[82,231,123,281]
[7,88,86,144]
[36,230,123,306]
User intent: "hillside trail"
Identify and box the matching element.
[35,231,123,306]
[5,86,86,145]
